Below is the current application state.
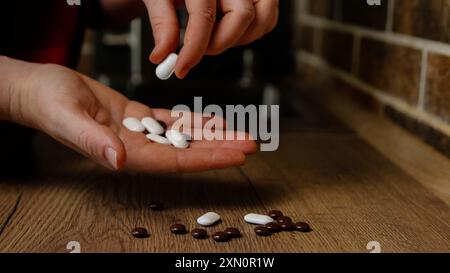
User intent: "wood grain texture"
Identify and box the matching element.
[241,132,450,252]
[323,92,450,206]
[0,183,22,237]
[0,101,449,253]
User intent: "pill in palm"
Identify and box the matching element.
[197,212,221,226]
[166,129,189,149]
[146,133,171,145]
[244,213,274,225]
[122,117,145,132]
[156,53,178,80]
[141,117,165,135]
[182,132,192,141]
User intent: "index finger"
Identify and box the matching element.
[143,0,180,64]
[175,0,217,79]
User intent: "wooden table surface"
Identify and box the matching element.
[0,98,449,253]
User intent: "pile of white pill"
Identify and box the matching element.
[121,53,189,147]
[122,116,190,149]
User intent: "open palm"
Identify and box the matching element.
[32,67,257,173]
[118,106,256,173]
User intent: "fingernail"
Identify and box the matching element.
[104,147,118,170]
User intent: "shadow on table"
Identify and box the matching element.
[2,170,282,210]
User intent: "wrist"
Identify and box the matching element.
[0,56,39,127]
[0,55,15,121]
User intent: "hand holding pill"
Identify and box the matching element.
[143,0,279,79]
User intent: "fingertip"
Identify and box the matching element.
[213,149,246,168]
[104,139,126,171]
[235,151,247,166]
[245,140,258,155]
[104,126,127,171]
[150,41,179,64]
[149,48,163,64]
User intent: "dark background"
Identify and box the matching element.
[1,1,297,177]
[92,1,296,109]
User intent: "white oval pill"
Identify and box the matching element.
[122,117,145,132]
[166,129,189,149]
[197,212,221,226]
[244,213,274,225]
[156,53,178,80]
[146,133,171,145]
[141,117,165,135]
[182,133,192,141]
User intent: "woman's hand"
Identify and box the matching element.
[143,0,279,78]
[3,58,257,173]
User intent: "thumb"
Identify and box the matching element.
[55,108,126,171]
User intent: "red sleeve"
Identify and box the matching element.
[1,1,100,68]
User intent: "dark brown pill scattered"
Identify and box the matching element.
[254,226,271,237]
[157,120,168,131]
[265,222,281,233]
[131,227,149,238]
[268,210,283,219]
[149,201,164,211]
[276,216,292,224]
[191,228,207,239]
[170,224,187,235]
[280,222,295,231]
[212,231,229,242]
[225,227,241,238]
[295,222,311,232]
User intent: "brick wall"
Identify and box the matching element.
[295,0,450,156]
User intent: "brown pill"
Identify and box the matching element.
[265,222,281,233]
[295,222,311,232]
[268,210,283,219]
[212,231,229,242]
[254,226,271,237]
[170,224,187,235]
[276,216,292,224]
[149,201,164,211]
[280,222,295,231]
[225,228,241,238]
[191,228,207,239]
[131,227,149,238]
